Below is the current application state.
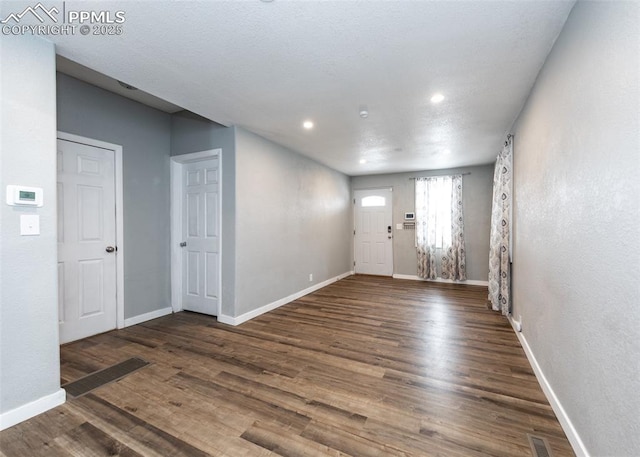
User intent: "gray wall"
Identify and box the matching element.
[234,128,352,317]
[511,2,639,455]
[57,74,172,319]
[171,111,227,153]
[352,165,493,281]
[0,36,61,415]
[170,113,237,316]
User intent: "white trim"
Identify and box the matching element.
[172,150,218,163]
[170,159,183,312]
[56,132,125,329]
[508,316,589,457]
[0,389,66,431]
[218,271,353,326]
[124,306,173,327]
[170,149,222,315]
[392,274,489,286]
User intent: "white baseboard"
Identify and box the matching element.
[392,274,489,287]
[218,271,353,326]
[124,307,173,327]
[216,314,237,326]
[508,316,589,457]
[0,388,66,431]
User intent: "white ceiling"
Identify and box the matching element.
[4,1,575,175]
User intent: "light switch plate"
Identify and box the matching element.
[20,215,40,235]
[396,223,403,230]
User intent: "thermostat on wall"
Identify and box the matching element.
[404,212,415,220]
[6,185,43,207]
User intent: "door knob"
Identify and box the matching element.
[105,246,115,253]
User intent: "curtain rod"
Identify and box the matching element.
[409,172,471,180]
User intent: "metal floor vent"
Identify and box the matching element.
[527,434,554,457]
[63,357,149,398]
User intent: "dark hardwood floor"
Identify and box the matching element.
[0,275,575,456]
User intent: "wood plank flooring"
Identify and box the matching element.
[0,275,575,456]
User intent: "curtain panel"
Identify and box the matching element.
[488,136,513,315]
[415,175,466,281]
[441,175,466,280]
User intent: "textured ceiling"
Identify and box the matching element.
[2,1,575,175]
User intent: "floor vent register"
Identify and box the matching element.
[527,434,554,457]
[63,357,150,398]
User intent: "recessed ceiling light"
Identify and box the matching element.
[430,93,445,104]
[303,120,314,129]
[359,159,367,164]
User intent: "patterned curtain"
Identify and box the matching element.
[416,177,438,279]
[416,175,466,280]
[488,136,513,315]
[441,175,466,280]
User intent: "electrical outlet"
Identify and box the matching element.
[309,273,313,282]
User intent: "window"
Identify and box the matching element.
[361,195,386,207]
[415,174,466,280]
[415,176,453,249]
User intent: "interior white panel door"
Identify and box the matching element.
[182,158,219,315]
[354,188,393,276]
[58,139,117,344]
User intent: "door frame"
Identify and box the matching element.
[353,187,394,276]
[57,131,125,330]
[170,149,222,315]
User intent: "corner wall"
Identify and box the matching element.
[233,128,352,317]
[352,165,494,282]
[57,73,172,319]
[170,113,236,316]
[511,2,639,455]
[0,36,65,427]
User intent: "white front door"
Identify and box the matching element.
[354,188,393,276]
[181,158,220,315]
[58,139,117,344]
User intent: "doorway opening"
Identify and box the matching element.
[353,188,394,276]
[57,132,124,344]
[170,150,222,317]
